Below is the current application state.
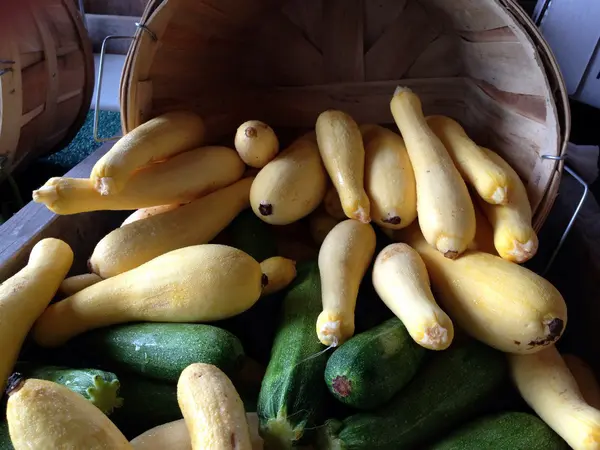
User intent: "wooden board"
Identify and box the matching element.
[0,143,127,281]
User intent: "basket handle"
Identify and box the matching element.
[93,23,157,143]
[540,155,589,276]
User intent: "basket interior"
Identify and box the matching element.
[122,0,564,227]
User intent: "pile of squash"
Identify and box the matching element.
[0,87,598,450]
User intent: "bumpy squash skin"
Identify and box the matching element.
[0,238,73,393]
[317,220,377,346]
[257,262,329,449]
[509,346,600,450]
[316,110,371,223]
[33,245,265,347]
[7,378,132,449]
[130,415,263,450]
[250,138,327,225]
[324,318,425,410]
[90,177,254,278]
[390,87,476,258]
[373,243,454,350]
[121,203,182,226]
[427,115,511,205]
[91,111,205,195]
[178,363,253,450]
[427,412,568,450]
[319,339,507,450]
[400,224,567,354]
[478,147,539,263]
[363,125,417,229]
[33,146,245,215]
[69,323,244,383]
[235,120,280,168]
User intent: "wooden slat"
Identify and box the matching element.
[421,0,509,31]
[0,35,23,172]
[0,144,126,281]
[365,0,441,81]
[322,0,365,82]
[364,0,408,50]
[406,34,461,78]
[461,40,547,96]
[259,78,470,128]
[242,10,324,87]
[459,26,519,43]
[281,0,324,51]
[31,4,59,146]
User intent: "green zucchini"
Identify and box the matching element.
[319,339,507,450]
[229,209,278,262]
[14,363,122,415]
[68,323,244,382]
[109,374,181,439]
[0,420,12,450]
[427,412,568,450]
[257,261,329,449]
[325,317,425,409]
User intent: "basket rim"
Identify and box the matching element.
[119,0,570,232]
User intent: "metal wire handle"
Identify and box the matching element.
[540,154,589,275]
[93,23,157,143]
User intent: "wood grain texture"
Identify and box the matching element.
[322,0,365,82]
[365,0,441,81]
[0,144,126,281]
[86,14,139,54]
[0,0,94,179]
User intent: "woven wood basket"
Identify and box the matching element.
[0,0,94,178]
[120,0,570,231]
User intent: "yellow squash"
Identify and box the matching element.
[362,125,417,230]
[6,377,131,449]
[427,115,510,205]
[372,243,454,350]
[390,87,475,258]
[260,257,297,296]
[130,415,263,450]
[400,224,567,354]
[250,138,327,225]
[91,111,205,195]
[509,347,600,450]
[316,110,371,223]
[235,120,280,168]
[317,219,376,346]
[33,146,245,215]
[564,354,600,409]
[33,245,265,347]
[0,239,73,392]
[59,273,103,296]
[478,147,539,263]
[89,177,254,278]
[177,363,253,450]
[122,203,182,226]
